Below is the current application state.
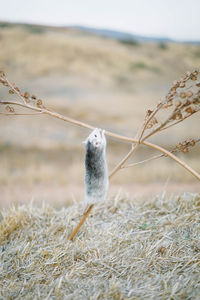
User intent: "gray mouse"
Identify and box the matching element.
[83,128,109,206]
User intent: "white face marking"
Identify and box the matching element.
[85,128,106,148]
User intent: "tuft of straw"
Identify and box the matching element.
[0,193,200,299]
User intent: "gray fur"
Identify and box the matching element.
[84,128,108,205]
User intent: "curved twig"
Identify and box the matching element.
[1,100,199,180]
[1,69,200,240]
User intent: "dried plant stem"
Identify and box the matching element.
[1,70,200,241]
[6,78,27,105]
[142,97,200,142]
[124,137,200,168]
[1,95,200,240]
[122,153,164,168]
[140,142,200,181]
[109,145,138,179]
[0,112,42,116]
[69,204,94,240]
[1,100,199,180]
[159,112,197,132]
[109,114,147,179]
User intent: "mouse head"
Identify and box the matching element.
[83,128,106,150]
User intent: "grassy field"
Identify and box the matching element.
[0,22,200,300]
[0,22,200,207]
[0,193,200,299]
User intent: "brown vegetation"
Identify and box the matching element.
[0,193,200,299]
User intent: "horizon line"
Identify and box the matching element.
[0,19,200,43]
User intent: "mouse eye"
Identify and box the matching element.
[94,134,97,137]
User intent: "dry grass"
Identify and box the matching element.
[0,193,200,299]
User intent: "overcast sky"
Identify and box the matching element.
[1,0,200,41]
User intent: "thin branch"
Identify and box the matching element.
[1,100,200,181]
[109,145,138,179]
[136,141,200,181]
[69,205,94,240]
[141,87,200,142]
[0,112,42,116]
[124,138,200,169]
[4,77,27,105]
[109,101,161,178]
[1,69,200,241]
[0,100,43,111]
[160,110,200,132]
[122,153,164,168]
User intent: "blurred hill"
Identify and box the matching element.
[0,21,200,142]
[0,21,199,206]
[68,25,173,43]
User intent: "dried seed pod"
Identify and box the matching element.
[171,86,177,92]
[184,100,191,106]
[180,92,186,99]
[170,113,176,120]
[147,109,153,116]
[193,98,199,105]
[190,140,195,147]
[174,100,181,107]
[186,71,191,77]
[177,143,182,150]
[183,147,189,154]
[191,75,197,81]
[9,89,14,94]
[171,90,176,96]
[24,92,30,98]
[176,143,186,151]
[187,91,193,98]
[185,107,193,114]
[0,71,5,76]
[173,80,179,88]
[9,106,14,113]
[168,100,173,106]
[0,78,6,84]
[175,113,182,120]
[180,77,186,82]
[15,87,20,92]
[157,102,162,109]
[193,70,199,76]
[146,117,158,129]
[179,82,185,88]
[37,99,43,107]
[163,104,169,109]
[196,82,200,87]
[5,105,14,112]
